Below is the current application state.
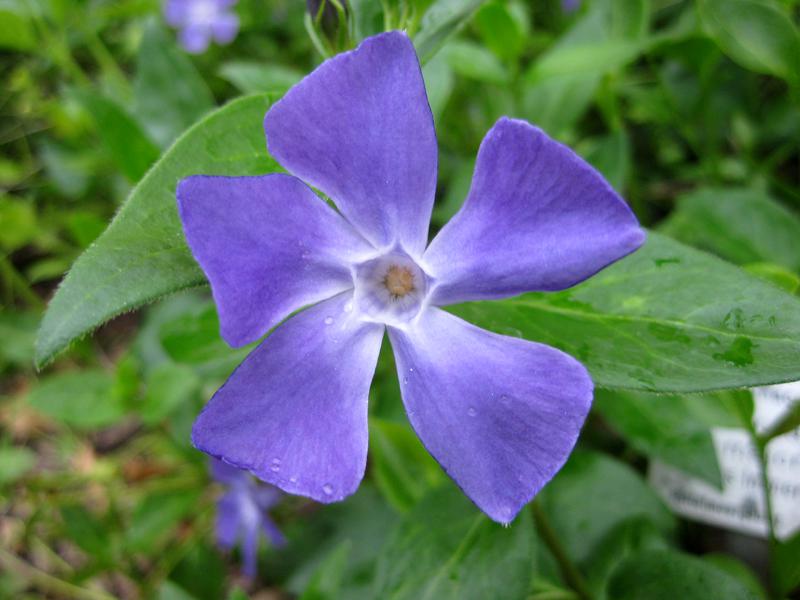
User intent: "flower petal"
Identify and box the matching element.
[264,31,437,257]
[388,308,593,523]
[211,12,239,44]
[261,515,287,548]
[178,23,212,54]
[424,117,645,305]
[215,491,241,549]
[192,293,384,503]
[178,174,372,347]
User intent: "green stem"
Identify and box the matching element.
[758,401,800,445]
[0,547,115,600]
[531,500,593,600]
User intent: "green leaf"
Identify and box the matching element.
[0,311,37,369]
[299,541,351,600]
[422,53,454,125]
[126,491,200,552]
[584,518,673,600]
[73,90,160,183]
[595,389,746,488]
[581,130,631,192]
[660,187,800,273]
[0,446,36,485]
[413,0,487,64]
[369,418,444,512]
[538,451,675,566]
[607,550,759,599]
[742,263,800,295]
[453,232,800,392]
[158,301,250,376]
[0,197,36,252]
[140,362,199,425]
[219,61,303,94]
[698,0,800,82]
[774,530,800,595]
[373,484,535,599]
[35,94,277,368]
[702,554,768,600]
[27,370,125,429]
[443,40,510,85]
[133,20,215,148]
[60,505,111,560]
[0,4,34,50]
[474,1,527,61]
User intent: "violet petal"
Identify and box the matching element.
[388,308,593,523]
[192,293,384,503]
[177,174,372,347]
[264,31,437,257]
[424,117,645,305]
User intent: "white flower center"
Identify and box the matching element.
[352,251,429,326]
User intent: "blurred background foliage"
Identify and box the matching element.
[1,0,799,598]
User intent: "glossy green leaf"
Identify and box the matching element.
[373,484,535,599]
[35,94,277,368]
[422,53,454,124]
[443,40,510,85]
[584,518,672,600]
[660,187,800,272]
[27,370,124,429]
[581,130,631,192]
[607,550,759,599]
[369,418,444,512]
[453,232,800,392]
[413,0,486,64]
[595,389,747,487]
[743,263,800,295]
[140,362,199,424]
[0,5,34,50]
[74,90,160,183]
[126,491,200,552]
[775,530,800,595]
[133,21,215,148]
[299,541,351,600]
[219,62,303,94]
[474,1,527,61]
[538,451,675,566]
[698,0,800,82]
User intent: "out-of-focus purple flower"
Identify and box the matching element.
[164,0,239,54]
[179,32,645,524]
[211,458,285,578]
[562,0,581,12]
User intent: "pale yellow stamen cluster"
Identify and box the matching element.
[383,265,415,298]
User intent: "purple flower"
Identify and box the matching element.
[178,32,644,524]
[211,458,286,578]
[164,0,239,54]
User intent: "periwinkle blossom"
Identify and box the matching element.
[164,0,239,54]
[178,32,644,524]
[211,458,285,578]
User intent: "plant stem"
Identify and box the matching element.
[0,547,115,600]
[531,500,593,600]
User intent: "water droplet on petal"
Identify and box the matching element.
[324,316,334,325]
[322,484,333,495]
[343,302,353,313]
[408,367,414,373]
[467,407,477,417]
[403,377,409,385]
[500,394,510,405]
[289,475,298,484]
[270,458,281,472]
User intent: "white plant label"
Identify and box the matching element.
[650,381,800,540]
